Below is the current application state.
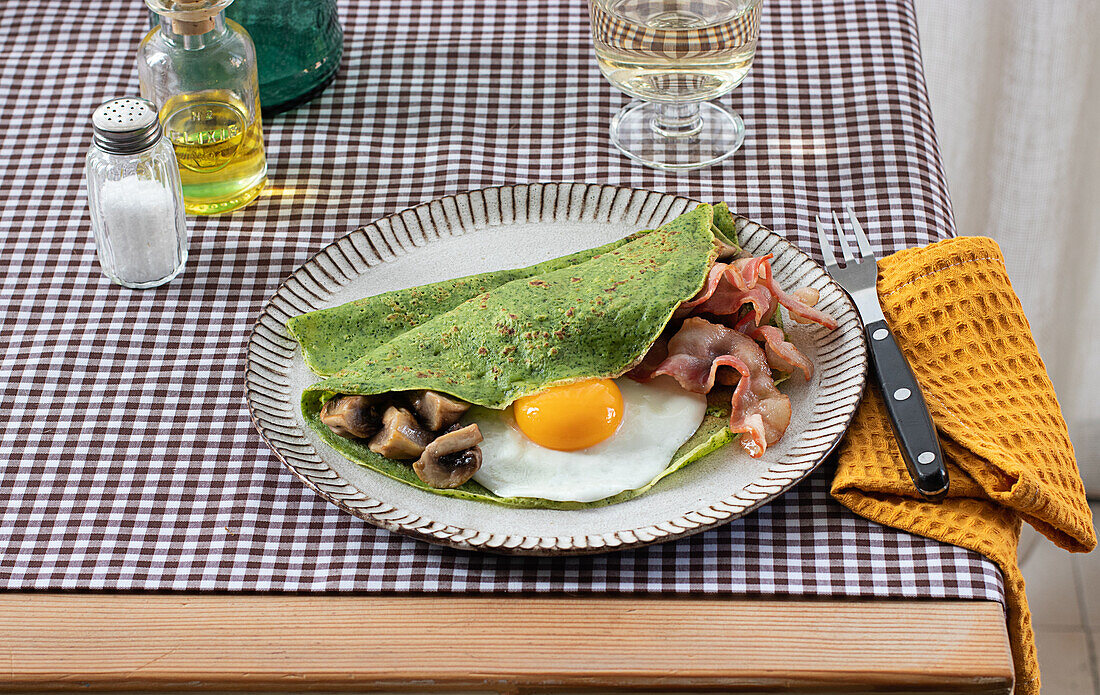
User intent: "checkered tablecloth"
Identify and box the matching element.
[0,0,1005,602]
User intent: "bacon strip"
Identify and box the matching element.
[752,325,813,381]
[674,262,729,318]
[652,318,792,458]
[721,257,776,326]
[756,263,838,330]
[628,253,837,456]
[674,254,836,331]
[698,281,774,324]
[675,256,774,325]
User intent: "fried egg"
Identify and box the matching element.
[469,376,706,502]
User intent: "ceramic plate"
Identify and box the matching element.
[246,183,867,555]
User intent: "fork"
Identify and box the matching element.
[816,209,948,501]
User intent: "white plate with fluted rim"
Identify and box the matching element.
[245,183,867,555]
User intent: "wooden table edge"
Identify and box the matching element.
[0,594,1013,693]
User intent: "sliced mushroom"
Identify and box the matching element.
[407,390,470,431]
[711,231,742,260]
[413,423,483,489]
[320,395,381,439]
[368,406,432,460]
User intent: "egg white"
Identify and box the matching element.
[468,376,707,503]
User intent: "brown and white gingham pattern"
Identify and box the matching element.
[0,0,1003,602]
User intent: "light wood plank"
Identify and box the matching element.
[0,595,1013,693]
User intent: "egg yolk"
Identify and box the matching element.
[513,378,624,451]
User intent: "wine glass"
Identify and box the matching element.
[588,0,762,170]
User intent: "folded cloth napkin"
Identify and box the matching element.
[830,236,1096,695]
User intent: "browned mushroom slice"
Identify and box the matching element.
[713,232,741,260]
[413,423,483,489]
[320,395,381,439]
[408,390,470,431]
[368,406,432,460]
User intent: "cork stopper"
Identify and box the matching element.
[145,0,232,36]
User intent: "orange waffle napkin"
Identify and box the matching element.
[830,236,1096,695]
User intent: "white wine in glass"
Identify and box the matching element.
[589,0,762,170]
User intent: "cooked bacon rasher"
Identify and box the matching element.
[648,317,791,458]
[630,253,836,458]
[673,256,775,325]
[752,325,814,381]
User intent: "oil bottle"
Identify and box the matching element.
[137,0,268,215]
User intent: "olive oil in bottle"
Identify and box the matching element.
[137,0,268,215]
[160,90,267,214]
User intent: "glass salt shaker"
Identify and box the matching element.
[85,97,188,289]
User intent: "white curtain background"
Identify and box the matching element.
[915,0,1100,495]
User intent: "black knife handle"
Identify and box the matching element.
[864,319,949,501]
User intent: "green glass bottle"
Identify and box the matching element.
[225,0,343,115]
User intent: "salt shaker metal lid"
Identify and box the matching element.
[91,97,162,154]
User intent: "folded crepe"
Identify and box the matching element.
[288,203,830,508]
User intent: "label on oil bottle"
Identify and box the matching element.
[162,95,247,174]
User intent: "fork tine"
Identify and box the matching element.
[832,211,855,263]
[845,206,874,259]
[815,215,838,268]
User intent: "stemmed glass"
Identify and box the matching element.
[587,0,762,171]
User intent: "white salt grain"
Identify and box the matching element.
[100,176,181,284]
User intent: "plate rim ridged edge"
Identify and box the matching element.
[244,182,868,555]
